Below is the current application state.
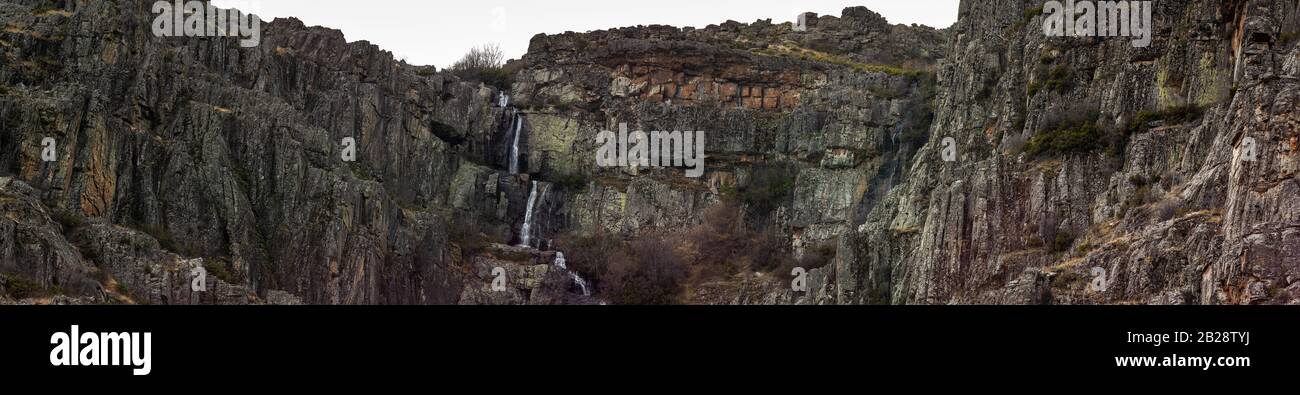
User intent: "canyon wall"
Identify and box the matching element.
[2,0,1297,305]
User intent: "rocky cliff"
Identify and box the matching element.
[838,0,1300,305]
[1,0,1296,305]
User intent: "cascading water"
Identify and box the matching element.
[501,103,591,299]
[553,252,591,297]
[508,113,522,174]
[516,182,590,298]
[519,180,540,247]
[500,90,522,175]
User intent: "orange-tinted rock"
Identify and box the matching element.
[719,83,738,99]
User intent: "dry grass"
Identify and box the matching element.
[892,226,921,235]
[101,276,137,305]
[1049,256,1089,273]
[35,9,73,17]
[1033,158,1064,174]
[754,43,921,77]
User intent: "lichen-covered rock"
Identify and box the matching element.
[458,244,599,305]
[0,179,100,302]
[4,0,1295,305]
[0,0,503,304]
[838,0,1300,305]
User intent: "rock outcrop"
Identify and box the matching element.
[2,0,1297,305]
[838,0,1300,305]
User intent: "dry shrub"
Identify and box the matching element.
[602,236,689,305]
[555,232,622,289]
[1149,196,1186,222]
[450,44,512,90]
[448,215,490,260]
[798,240,838,271]
[450,44,504,72]
[688,204,750,280]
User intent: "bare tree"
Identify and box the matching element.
[451,43,504,72]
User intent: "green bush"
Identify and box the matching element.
[1097,104,1205,160]
[1,273,43,299]
[732,164,797,216]
[1126,105,1204,133]
[1024,120,1103,157]
[551,171,588,192]
[1043,65,1073,92]
[204,259,237,284]
[1028,64,1073,97]
[53,210,84,232]
[1051,232,1076,254]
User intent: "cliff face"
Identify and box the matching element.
[509,9,944,253]
[1,0,1296,305]
[839,0,1300,305]
[2,0,471,304]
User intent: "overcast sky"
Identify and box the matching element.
[211,0,960,68]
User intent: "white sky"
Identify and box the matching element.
[211,0,960,68]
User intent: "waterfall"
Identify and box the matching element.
[508,113,523,174]
[498,92,509,108]
[504,137,591,298]
[516,182,590,298]
[553,252,591,297]
[515,181,592,299]
[519,180,541,247]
